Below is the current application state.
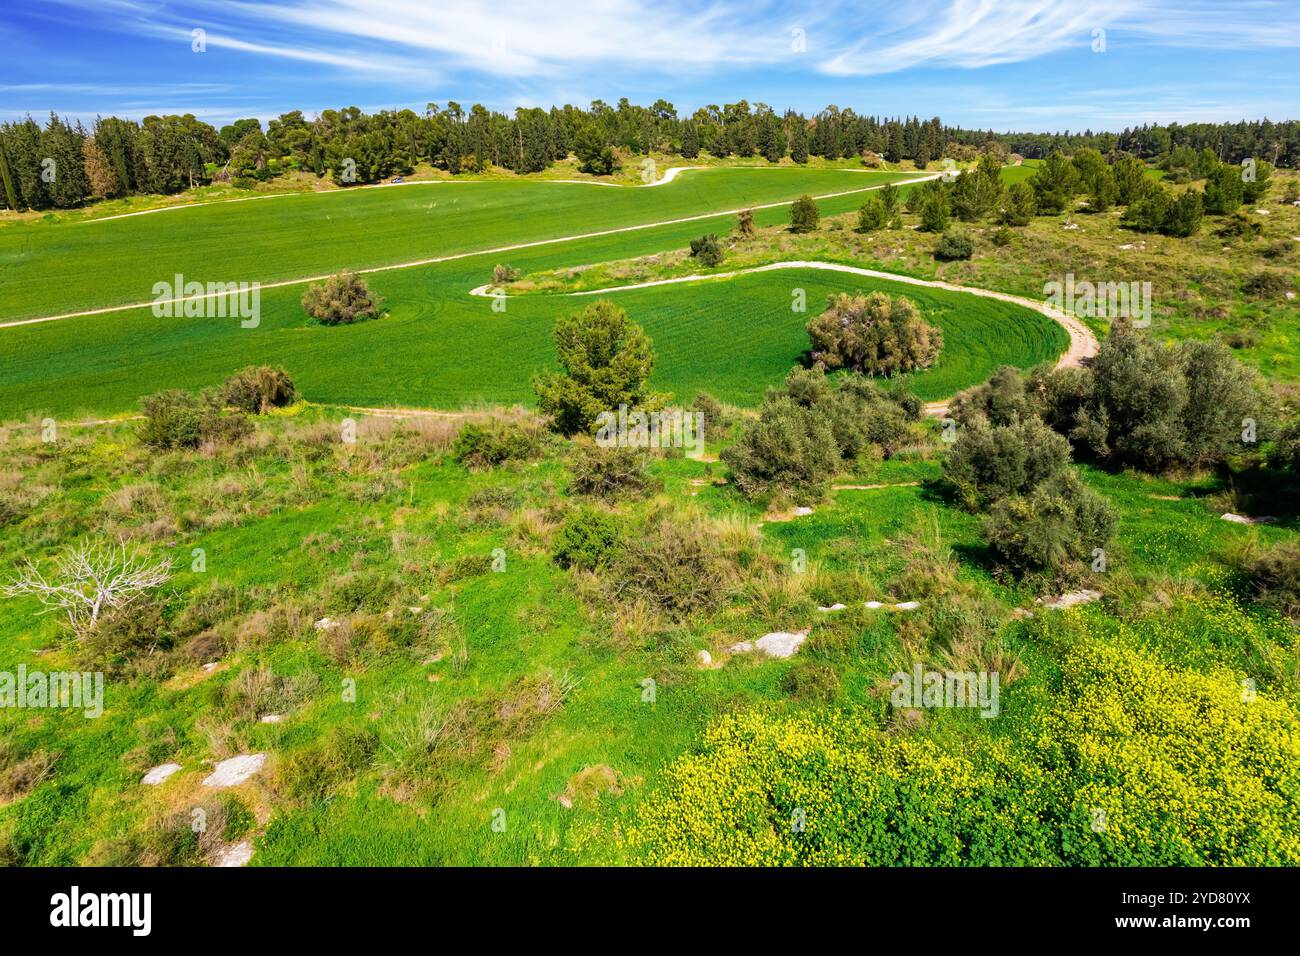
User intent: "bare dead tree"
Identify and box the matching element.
[1,541,173,637]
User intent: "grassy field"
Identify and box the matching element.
[0,405,1293,865]
[0,167,919,322]
[0,166,1069,419]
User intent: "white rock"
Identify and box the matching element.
[1222,512,1276,525]
[752,630,810,658]
[865,601,884,609]
[893,601,921,611]
[212,841,254,868]
[202,753,267,788]
[1063,222,1079,230]
[141,762,181,786]
[728,641,754,654]
[1037,589,1102,610]
[1255,208,1270,215]
[408,606,424,615]
[817,603,847,612]
[1117,243,1137,250]
[260,714,284,724]
[793,506,814,516]
[696,650,713,667]
[314,617,339,631]
[201,662,219,672]
[1287,292,1296,300]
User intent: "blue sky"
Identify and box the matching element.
[3,0,1298,131]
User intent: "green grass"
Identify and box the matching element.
[0,167,918,322]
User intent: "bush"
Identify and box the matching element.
[688,233,725,267]
[942,415,1072,510]
[491,264,520,285]
[300,271,382,325]
[1242,270,1292,299]
[1217,211,1262,240]
[856,195,887,231]
[452,420,544,470]
[532,300,661,436]
[789,194,819,233]
[982,470,1117,580]
[277,726,380,804]
[721,396,839,499]
[933,228,974,260]
[553,508,623,572]
[610,516,733,618]
[138,390,251,450]
[990,226,1013,246]
[806,291,942,376]
[1069,325,1269,471]
[568,443,657,500]
[1270,418,1300,473]
[1244,541,1300,619]
[220,366,296,414]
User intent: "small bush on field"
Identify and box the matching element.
[553,508,623,572]
[328,569,399,614]
[1217,211,1262,240]
[934,228,974,261]
[301,271,382,325]
[723,369,913,499]
[139,390,251,450]
[277,726,380,804]
[942,415,1071,510]
[452,420,544,470]
[789,194,819,233]
[1243,541,1300,619]
[77,598,174,676]
[688,234,725,267]
[567,443,657,500]
[982,471,1117,582]
[491,264,520,285]
[220,366,296,414]
[735,208,756,238]
[532,300,662,436]
[1270,418,1300,473]
[990,226,1014,246]
[610,516,734,618]
[691,390,733,442]
[1242,271,1292,299]
[806,291,942,376]
[781,661,841,703]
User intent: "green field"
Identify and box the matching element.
[0,167,1065,419]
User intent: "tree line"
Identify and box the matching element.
[1,97,1295,212]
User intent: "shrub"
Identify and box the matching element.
[933,228,974,260]
[277,726,380,804]
[688,233,725,267]
[138,390,251,450]
[1217,211,1262,240]
[1244,541,1300,619]
[789,194,820,233]
[610,516,733,618]
[568,443,656,500]
[806,291,942,376]
[220,366,296,414]
[1242,270,1292,299]
[990,226,1013,246]
[532,300,661,436]
[1069,325,1269,471]
[856,195,887,231]
[1162,190,1204,237]
[982,470,1117,580]
[1203,163,1244,215]
[452,420,544,470]
[721,396,839,499]
[491,263,520,286]
[690,391,732,442]
[735,208,755,238]
[942,415,1072,510]
[300,271,382,325]
[1270,418,1300,473]
[553,508,623,572]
